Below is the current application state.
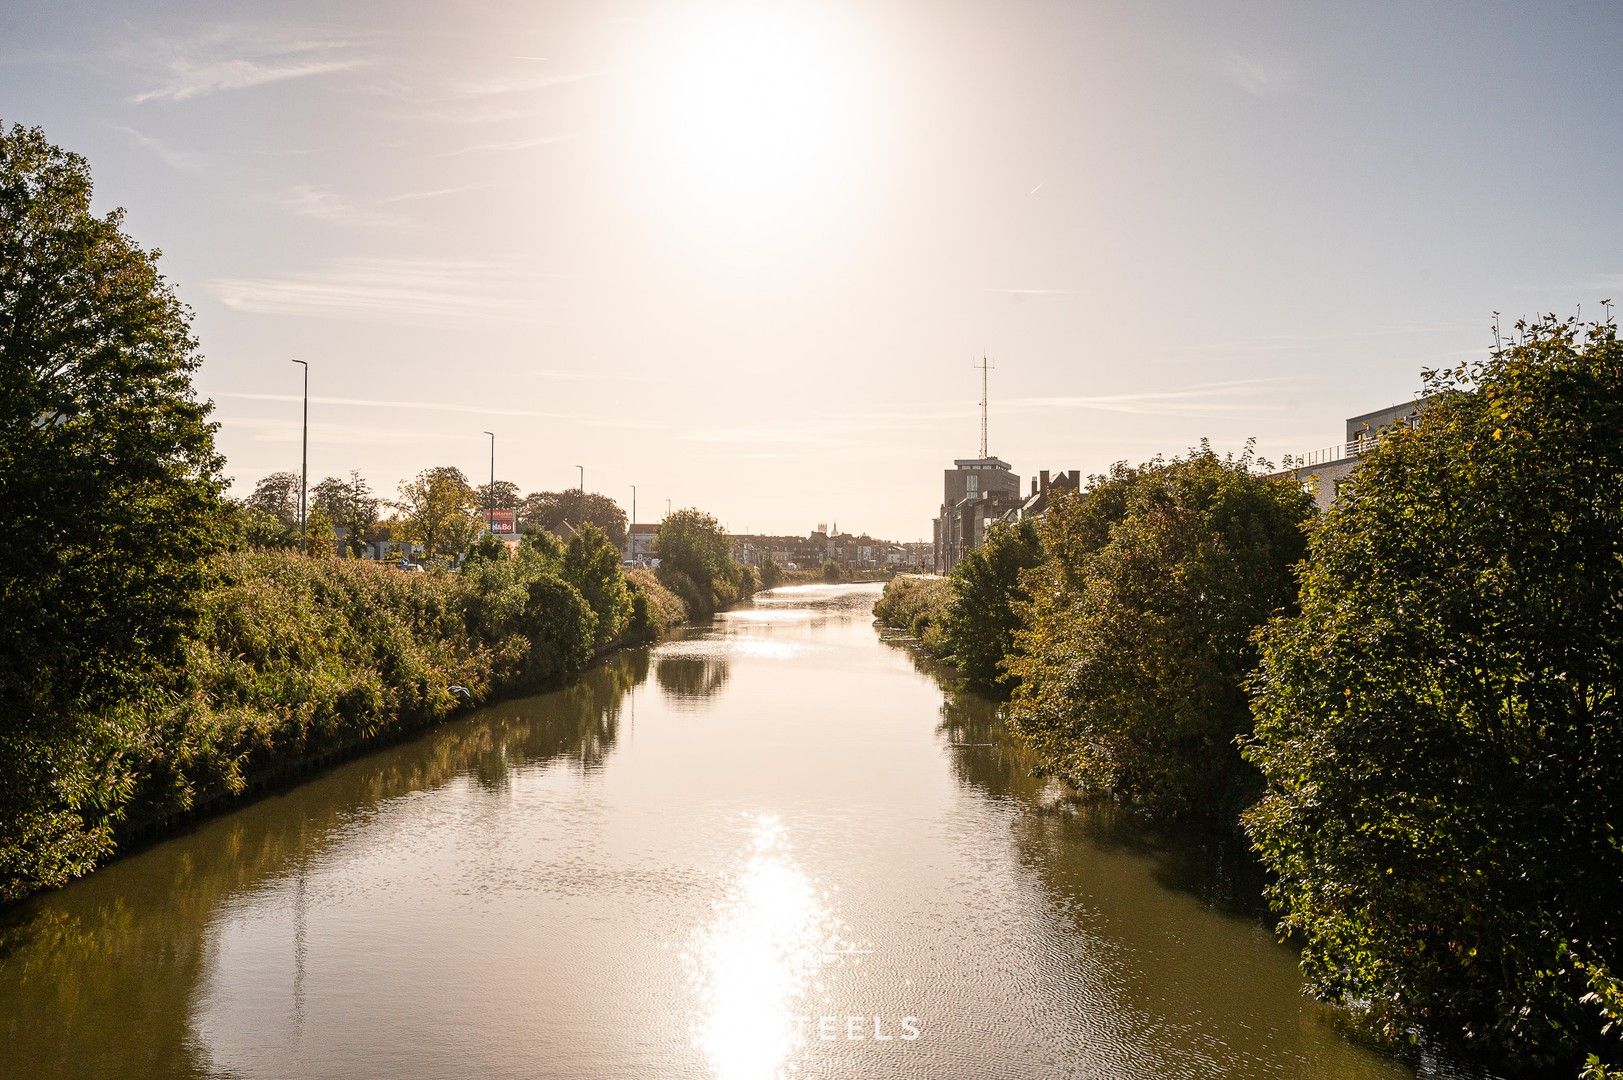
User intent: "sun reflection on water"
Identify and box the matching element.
[688,815,835,1080]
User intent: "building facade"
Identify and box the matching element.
[1275,397,1435,511]
[932,456,1022,573]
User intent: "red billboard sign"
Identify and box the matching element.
[490,508,516,535]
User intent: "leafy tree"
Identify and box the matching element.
[520,488,628,549]
[939,517,1044,696]
[1006,445,1311,822]
[311,470,379,557]
[1242,316,1623,1073]
[475,479,522,518]
[244,470,301,527]
[305,509,338,559]
[564,524,634,650]
[655,508,749,617]
[0,121,223,895]
[462,531,510,567]
[393,466,480,564]
[821,559,844,583]
[227,503,298,550]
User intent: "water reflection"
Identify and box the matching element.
[688,815,835,1080]
[0,648,651,1080]
[656,645,732,707]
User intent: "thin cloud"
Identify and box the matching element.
[112,125,205,170]
[988,288,1071,297]
[533,368,671,385]
[219,416,433,447]
[437,134,575,157]
[380,183,493,204]
[1216,50,1290,97]
[206,257,552,325]
[131,26,371,103]
[216,392,662,430]
[1006,377,1292,417]
[450,69,596,98]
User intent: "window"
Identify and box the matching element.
[965,474,979,495]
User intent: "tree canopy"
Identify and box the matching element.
[655,508,752,617]
[520,488,628,549]
[1243,316,1623,1074]
[312,470,380,557]
[393,466,480,563]
[1006,446,1311,821]
[0,121,223,891]
[939,516,1044,697]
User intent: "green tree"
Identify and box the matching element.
[1007,445,1311,822]
[393,466,480,564]
[939,517,1044,696]
[311,470,380,557]
[564,523,634,650]
[821,559,844,583]
[655,508,747,617]
[0,121,223,896]
[475,479,522,516]
[520,488,628,549]
[1242,316,1623,1074]
[244,470,301,527]
[758,552,784,590]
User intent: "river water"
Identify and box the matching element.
[0,583,1436,1079]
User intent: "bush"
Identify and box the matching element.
[1006,445,1311,822]
[1243,317,1623,1073]
[873,575,953,655]
[563,524,633,650]
[821,560,844,583]
[624,566,687,637]
[654,509,753,618]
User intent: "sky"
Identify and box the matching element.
[3,0,1619,540]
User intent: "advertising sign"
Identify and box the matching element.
[490,508,516,535]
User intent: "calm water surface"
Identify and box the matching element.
[2,583,1434,1079]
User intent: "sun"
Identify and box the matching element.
[627,3,870,222]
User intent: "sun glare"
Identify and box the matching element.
[630,4,869,221]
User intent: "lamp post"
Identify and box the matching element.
[291,359,308,554]
[628,484,636,561]
[665,498,671,519]
[576,465,584,492]
[483,431,495,535]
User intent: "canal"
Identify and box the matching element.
[1,583,1438,1078]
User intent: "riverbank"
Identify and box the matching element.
[1,544,688,905]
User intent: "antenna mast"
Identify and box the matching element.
[975,355,994,458]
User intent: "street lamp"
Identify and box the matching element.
[290,359,308,554]
[483,431,495,535]
[628,484,637,561]
[576,465,584,491]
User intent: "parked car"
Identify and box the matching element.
[396,560,425,573]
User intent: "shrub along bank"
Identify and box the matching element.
[2,534,685,903]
